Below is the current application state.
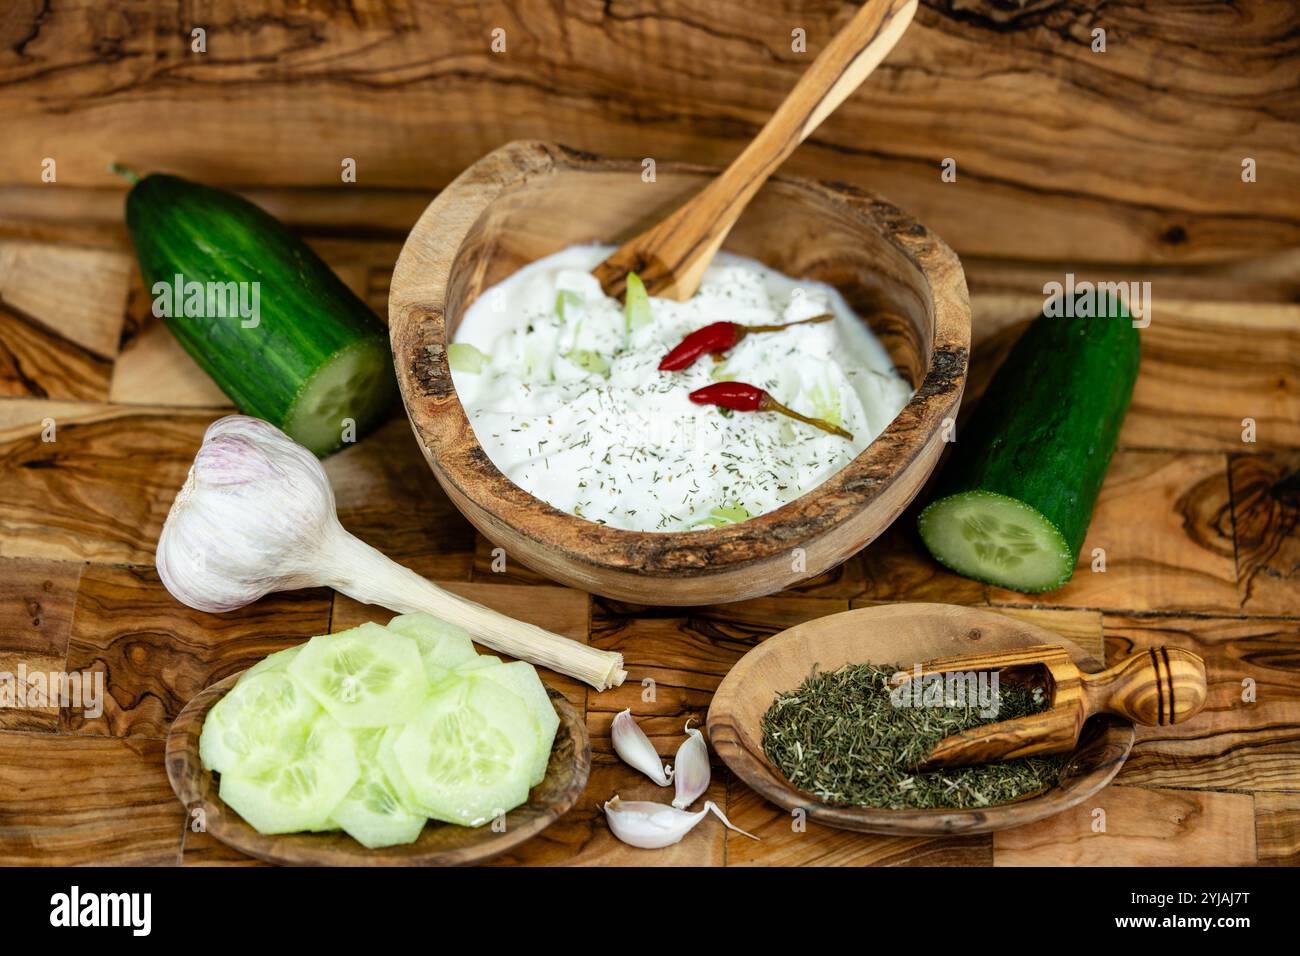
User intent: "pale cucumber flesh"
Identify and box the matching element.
[218,715,359,834]
[199,614,557,847]
[283,337,395,457]
[384,680,537,827]
[918,490,1073,593]
[287,623,427,728]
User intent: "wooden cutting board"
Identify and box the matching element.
[0,204,1296,867]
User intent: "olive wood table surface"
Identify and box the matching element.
[0,197,1296,867]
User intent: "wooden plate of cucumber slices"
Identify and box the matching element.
[166,671,590,866]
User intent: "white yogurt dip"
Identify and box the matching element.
[449,245,912,532]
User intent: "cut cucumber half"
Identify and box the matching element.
[218,714,360,834]
[330,729,427,849]
[386,613,479,682]
[918,491,1073,593]
[245,644,303,678]
[382,679,538,827]
[200,669,321,775]
[282,337,395,458]
[288,623,429,728]
[470,662,560,786]
[917,300,1138,594]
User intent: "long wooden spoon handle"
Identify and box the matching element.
[593,0,917,302]
[1079,647,1208,726]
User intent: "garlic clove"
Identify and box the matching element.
[611,709,673,786]
[671,718,710,809]
[603,794,759,849]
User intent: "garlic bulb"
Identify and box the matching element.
[671,719,710,809]
[611,709,673,786]
[603,795,758,849]
[156,415,626,690]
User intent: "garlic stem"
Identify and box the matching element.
[156,415,626,691]
[319,526,626,690]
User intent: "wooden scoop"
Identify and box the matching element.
[894,644,1208,771]
[592,0,918,301]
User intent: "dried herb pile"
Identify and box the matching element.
[761,663,1067,810]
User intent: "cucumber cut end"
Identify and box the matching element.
[284,336,395,456]
[918,491,1075,593]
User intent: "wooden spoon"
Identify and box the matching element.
[592,0,918,301]
[895,644,1209,770]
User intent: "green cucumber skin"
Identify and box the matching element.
[924,301,1140,585]
[124,174,392,441]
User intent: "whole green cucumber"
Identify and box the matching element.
[124,173,395,456]
[918,297,1140,592]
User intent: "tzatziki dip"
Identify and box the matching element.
[449,245,912,533]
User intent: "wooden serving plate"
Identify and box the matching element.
[707,604,1135,835]
[389,140,970,605]
[166,672,590,866]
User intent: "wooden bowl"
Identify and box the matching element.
[389,140,969,605]
[707,604,1135,835]
[166,672,590,866]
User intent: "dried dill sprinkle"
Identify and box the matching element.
[761,663,1067,810]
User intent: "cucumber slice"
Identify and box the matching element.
[245,644,303,678]
[382,679,538,827]
[470,662,560,786]
[455,655,501,672]
[288,623,429,728]
[386,613,478,682]
[330,729,427,849]
[199,669,321,775]
[218,714,360,834]
[917,491,1073,593]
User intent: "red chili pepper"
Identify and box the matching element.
[657,313,833,371]
[688,381,853,440]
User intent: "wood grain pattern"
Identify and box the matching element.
[1255,792,1300,866]
[992,785,1256,867]
[0,731,183,865]
[1231,452,1300,615]
[1102,615,1300,792]
[61,564,332,738]
[0,400,216,564]
[390,140,969,604]
[0,558,80,731]
[166,672,591,866]
[724,780,992,866]
[2,1,1296,263]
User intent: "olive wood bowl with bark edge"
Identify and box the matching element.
[707,603,1135,835]
[166,672,589,866]
[389,140,970,605]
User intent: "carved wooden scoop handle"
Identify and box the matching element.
[592,0,918,302]
[1080,646,1208,727]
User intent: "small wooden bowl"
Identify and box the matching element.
[707,604,1135,835]
[389,140,970,605]
[166,673,590,866]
